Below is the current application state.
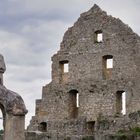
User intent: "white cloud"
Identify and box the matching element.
[2,0,93,15]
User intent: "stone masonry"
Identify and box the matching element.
[27,4,140,140]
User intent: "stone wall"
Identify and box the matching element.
[27,4,140,140]
[0,135,3,140]
[26,111,140,140]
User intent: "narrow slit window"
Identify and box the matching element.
[69,90,79,118]
[76,93,79,108]
[122,92,126,115]
[116,91,126,115]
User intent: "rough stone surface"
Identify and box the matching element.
[0,54,6,73]
[0,85,27,116]
[0,54,6,85]
[27,4,140,140]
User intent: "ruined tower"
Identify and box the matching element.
[27,4,140,139]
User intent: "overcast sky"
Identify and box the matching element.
[0,0,139,129]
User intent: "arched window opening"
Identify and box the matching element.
[38,122,47,132]
[95,30,103,43]
[116,91,126,115]
[102,55,113,79]
[69,90,79,119]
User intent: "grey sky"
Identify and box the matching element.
[0,0,139,128]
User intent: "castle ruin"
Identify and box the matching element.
[27,4,140,140]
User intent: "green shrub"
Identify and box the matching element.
[117,129,126,134]
[82,136,94,140]
[64,136,71,140]
[130,127,140,133]
[0,130,3,135]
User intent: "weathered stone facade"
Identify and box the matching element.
[27,4,140,140]
[0,54,28,140]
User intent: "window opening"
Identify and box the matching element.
[95,30,103,43]
[76,93,79,108]
[69,90,79,118]
[122,92,126,115]
[97,33,103,42]
[64,63,69,73]
[116,91,126,115]
[59,60,69,73]
[86,121,95,134]
[0,110,3,131]
[103,55,113,69]
[102,55,113,79]
[106,58,113,69]
[0,106,4,137]
[38,122,47,132]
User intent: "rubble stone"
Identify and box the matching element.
[27,4,140,140]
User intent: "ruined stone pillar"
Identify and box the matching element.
[0,54,28,140]
[4,114,26,140]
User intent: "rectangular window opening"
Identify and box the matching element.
[64,63,69,73]
[106,58,113,69]
[59,60,69,74]
[59,60,69,83]
[97,33,103,42]
[76,93,79,108]
[95,30,103,43]
[69,90,78,118]
[122,92,126,115]
[86,121,95,134]
[102,55,113,79]
[116,91,126,115]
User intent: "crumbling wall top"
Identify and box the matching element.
[57,4,139,54]
[0,85,28,116]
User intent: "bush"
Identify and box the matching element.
[130,127,140,133]
[82,136,94,140]
[64,136,71,140]
[0,130,3,135]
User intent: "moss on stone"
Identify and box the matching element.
[82,136,94,140]
[64,136,71,140]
